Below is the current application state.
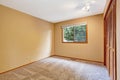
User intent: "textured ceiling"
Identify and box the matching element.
[0,0,106,23]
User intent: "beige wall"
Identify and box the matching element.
[54,14,104,62]
[117,0,120,80]
[0,5,54,73]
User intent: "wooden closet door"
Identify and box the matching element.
[104,0,116,80]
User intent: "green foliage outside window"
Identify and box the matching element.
[64,27,74,41]
[63,24,87,42]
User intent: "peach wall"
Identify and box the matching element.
[0,5,54,73]
[54,14,104,62]
[117,0,120,80]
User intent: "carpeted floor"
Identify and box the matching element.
[0,56,110,80]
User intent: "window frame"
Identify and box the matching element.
[61,24,88,43]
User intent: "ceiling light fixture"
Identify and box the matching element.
[80,0,96,11]
[82,4,90,11]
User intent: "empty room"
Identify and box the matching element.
[0,0,119,80]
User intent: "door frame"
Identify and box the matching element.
[104,0,117,80]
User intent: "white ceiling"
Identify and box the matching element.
[0,0,106,23]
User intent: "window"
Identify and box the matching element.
[62,24,87,43]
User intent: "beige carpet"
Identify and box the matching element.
[0,56,110,80]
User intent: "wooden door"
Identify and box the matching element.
[104,0,117,80]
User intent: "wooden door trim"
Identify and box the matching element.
[104,0,117,80]
[104,0,112,66]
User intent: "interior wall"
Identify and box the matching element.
[117,0,120,80]
[54,14,104,62]
[0,5,54,73]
